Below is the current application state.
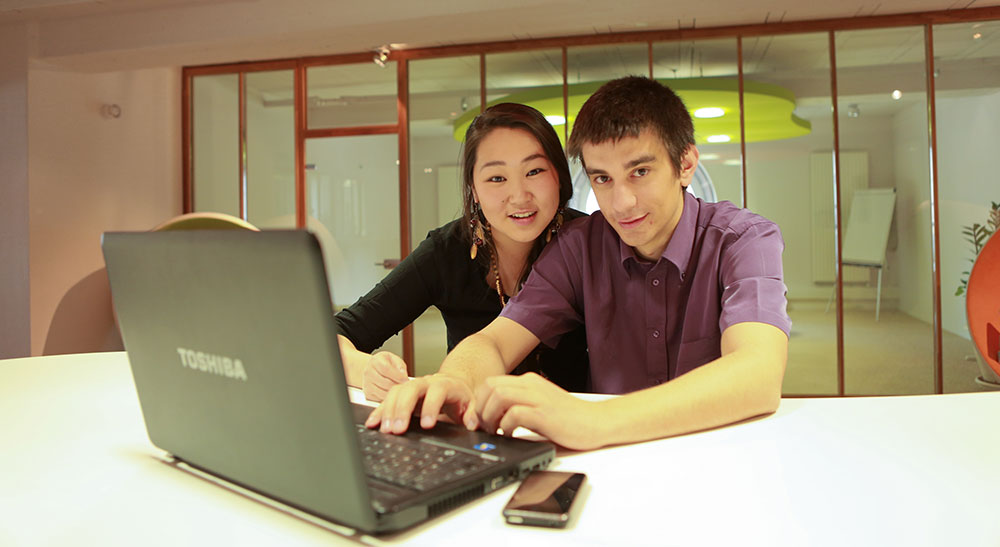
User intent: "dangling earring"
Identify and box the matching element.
[470,205,486,260]
[546,208,565,243]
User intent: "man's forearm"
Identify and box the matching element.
[590,346,784,447]
[438,332,509,391]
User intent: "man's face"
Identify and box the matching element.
[582,129,698,261]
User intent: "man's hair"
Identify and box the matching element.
[567,76,695,176]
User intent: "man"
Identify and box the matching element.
[366,76,791,450]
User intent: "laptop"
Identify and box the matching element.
[101,229,555,534]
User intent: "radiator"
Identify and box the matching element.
[810,150,870,284]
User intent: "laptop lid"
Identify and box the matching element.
[101,229,555,534]
[103,230,378,530]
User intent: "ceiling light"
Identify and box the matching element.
[706,135,731,143]
[700,153,720,160]
[973,32,983,40]
[891,89,902,100]
[693,107,725,118]
[372,45,390,68]
[847,103,860,118]
[545,115,566,126]
[451,77,812,145]
[723,159,742,166]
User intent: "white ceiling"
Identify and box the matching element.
[2,0,998,72]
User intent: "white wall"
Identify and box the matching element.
[881,90,1000,339]
[246,93,295,226]
[302,135,400,307]
[934,90,1000,339]
[745,113,898,301]
[192,75,240,217]
[411,135,464,245]
[892,101,934,326]
[28,67,182,356]
[0,23,31,358]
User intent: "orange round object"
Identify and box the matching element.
[966,232,1000,379]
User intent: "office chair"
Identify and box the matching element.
[44,213,259,356]
[966,232,1000,388]
[42,267,124,355]
[151,211,259,231]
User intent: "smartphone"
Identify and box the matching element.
[502,470,587,528]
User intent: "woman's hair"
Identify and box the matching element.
[459,103,573,287]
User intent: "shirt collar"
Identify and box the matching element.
[618,191,699,276]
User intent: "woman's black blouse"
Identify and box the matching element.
[334,212,590,392]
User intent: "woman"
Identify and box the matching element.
[336,103,589,401]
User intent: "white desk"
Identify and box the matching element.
[2,352,998,546]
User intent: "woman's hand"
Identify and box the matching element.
[362,350,410,402]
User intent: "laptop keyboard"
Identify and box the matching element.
[356,426,497,492]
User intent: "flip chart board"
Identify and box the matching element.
[842,188,896,267]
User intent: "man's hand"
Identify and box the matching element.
[365,319,541,436]
[475,373,604,451]
[361,350,409,402]
[365,373,478,434]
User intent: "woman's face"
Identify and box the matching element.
[472,127,561,250]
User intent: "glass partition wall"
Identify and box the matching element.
[191,73,240,217]
[742,33,839,394]
[245,70,295,228]
[933,20,1000,391]
[184,9,1000,394]
[406,55,482,375]
[654,39,742,206]
[833,27,935,394]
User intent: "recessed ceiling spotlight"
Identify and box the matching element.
[693,107,725,118]
[706,135,731,143]
[973,32,983,40]
[545,115,566,126]
[891,89,903,100]
[847,103,860,118]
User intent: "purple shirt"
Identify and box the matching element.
[501,192,791,394]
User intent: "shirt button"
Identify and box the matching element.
[652,330,660,338]
[652,279,660,287]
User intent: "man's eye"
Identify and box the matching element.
[634,168,649,177]
[592,175,610,185]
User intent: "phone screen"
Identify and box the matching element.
[503,471,586,527]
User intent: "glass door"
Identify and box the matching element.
[305,134,403,356]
